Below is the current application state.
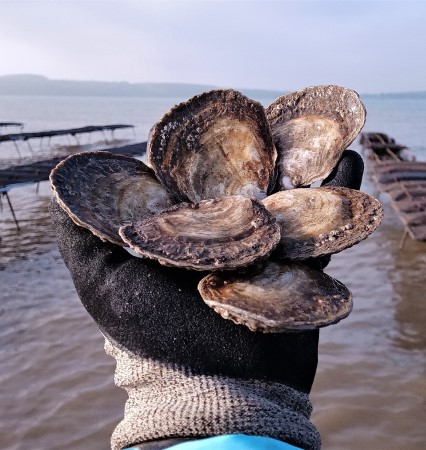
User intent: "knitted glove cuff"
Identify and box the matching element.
[105,339,321,450]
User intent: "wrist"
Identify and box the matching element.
[105,338,320,450]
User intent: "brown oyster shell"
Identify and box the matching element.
[198,260,352,332]
[266,85,366,189]
[50,151,175,245]
[119,195,281,271]
[147,89,277,203]
[262,186,383,260]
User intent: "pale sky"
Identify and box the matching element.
[0,0,425,94]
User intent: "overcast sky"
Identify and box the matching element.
[0,0,425,94]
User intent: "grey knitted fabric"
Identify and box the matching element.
[105,339,321,450]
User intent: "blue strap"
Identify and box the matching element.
[159,434,300,450]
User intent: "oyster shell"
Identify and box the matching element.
[198,260,352,332]
[50,152,175,245]
[266,85,366,189]
[148,89,277,203]
[262,186,383,260]
[119,195,281,271]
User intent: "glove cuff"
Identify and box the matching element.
[105,338,321,450]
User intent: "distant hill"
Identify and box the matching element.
[362,91,426,99]
[0,74,284,100]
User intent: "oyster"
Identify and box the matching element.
[262,186,383,260]
[198,261,352,332]
[148,89,277,203]
[119,195,281,271]
[49,85,383,334]
[266,85,366,189]
[50,152,175,245]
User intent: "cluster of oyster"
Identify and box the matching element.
[50,85,383,333]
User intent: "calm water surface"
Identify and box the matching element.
[1,94,425,449]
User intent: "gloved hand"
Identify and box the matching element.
[50,150,363,450]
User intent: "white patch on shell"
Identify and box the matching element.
[281,176,294,190]
[239,183,266,200]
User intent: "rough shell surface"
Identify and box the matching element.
[262,186,384,260]
[147,89,277,203]
[266,85,366,189]
[198,260,353,332]
[119,195,281,271]
[50,152,175,245]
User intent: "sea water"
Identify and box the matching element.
[0,93,425,449]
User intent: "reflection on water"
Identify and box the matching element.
[1,158,426,449]
[389,233,426,351]
[1,182,126,450]
[0,184,55,268]
[0,250,126,450]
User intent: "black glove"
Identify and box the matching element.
[50,149,363,450]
